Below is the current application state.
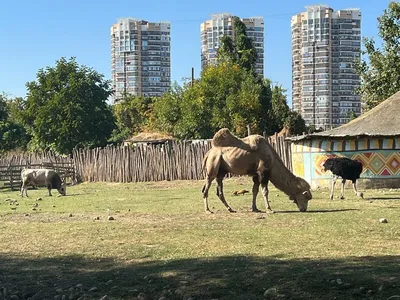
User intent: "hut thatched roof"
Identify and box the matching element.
[288,90,400,141]
[124,132,174,144]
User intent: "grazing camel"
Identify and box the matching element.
[201,128,312,213]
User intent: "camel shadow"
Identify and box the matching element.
[273,208,359,214]
[367,197,400,201]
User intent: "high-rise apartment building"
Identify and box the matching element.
[291,5,362,130]
[111,18,171,104]
[201,13,264,76]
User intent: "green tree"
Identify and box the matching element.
[151,82,183,136]
[357,1,400,109]
[217,17,257,73]
[270,85,291,133]
[0,94,30,152]
[0,122,29,152]
[174,81,213,139]
[111,94,155,143]
[233,16,258,72]
[152,62,269,139]
[0,94,7,121]
[216,16,273,135]
[283,111,307,136]
[218,35,237,63]
[21,57,115,154]
[257,78,273,135]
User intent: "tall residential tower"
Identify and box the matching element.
[201,13,264,76]
[111,18,171,104]
[291,5,362,129]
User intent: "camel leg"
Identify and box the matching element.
[201,149,222,213]
[330,176,337,200]
[202,177,213,213]
[340,179,346,199]
[216,176,235,213]
[251,176,261,212]
[260,182,273,213]
[352,180,364,198]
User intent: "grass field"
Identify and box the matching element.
[0,178,399,300]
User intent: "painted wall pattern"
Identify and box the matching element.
[291,137,400,186]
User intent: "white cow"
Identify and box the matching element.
[20,168,66,197]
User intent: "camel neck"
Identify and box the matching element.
[269,158,299,195]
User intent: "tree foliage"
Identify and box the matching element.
[21,57,115,154]
[357,1,400,109]
[269,85,291,133]
[284,111,307,135]
[149,83,183,136]
[151,62,272,139]
[0,94,29,152]
[110,95,155,143]
[217,17,257,73]
[0,94,7,122]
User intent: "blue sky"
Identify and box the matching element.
[0,0,391,105]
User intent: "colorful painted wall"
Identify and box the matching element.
[291,137,400,189]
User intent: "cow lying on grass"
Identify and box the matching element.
[20,168,66,197]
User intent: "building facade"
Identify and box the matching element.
[291,6,362,130]
[200,13,264,76]
[111,18,171,104]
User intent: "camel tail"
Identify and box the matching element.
[202,150,210,174]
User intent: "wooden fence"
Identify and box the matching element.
[72,140,212,182]
[72,133,292,183]
[0,152,76,191]
[0,134,292,187]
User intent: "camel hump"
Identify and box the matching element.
[243,135,264,151]
[211,128,264,151]
[212,128,241,148]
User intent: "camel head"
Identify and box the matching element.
[289,177,312,212]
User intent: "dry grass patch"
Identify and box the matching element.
[0,178,399,299]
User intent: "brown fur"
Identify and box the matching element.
[211,128,260,150]
[201,128,312,213]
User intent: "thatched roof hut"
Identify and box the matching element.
[123,132,175,146]
[286,91,400,189]
[288,90,400,142]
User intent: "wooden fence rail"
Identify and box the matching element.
[0,152,76,190]
[72,140,212,182]
[72,134,291,183]
[0,134,292,187]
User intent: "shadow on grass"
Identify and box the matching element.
[274,208,359,214]
[367,197,400,201]
[0,254,399,300]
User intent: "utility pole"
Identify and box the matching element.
[191,67,194,87]
[312,41,316,128]
[124,51,127,96]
